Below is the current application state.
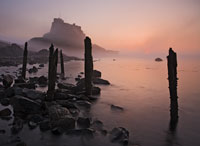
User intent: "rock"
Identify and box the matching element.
[13,87,23,95]
[28,66,38,73]
[0,108,12,117]
[109,127,129,145]
[48,105,70,121]
[15,78,26,84]
[39,120,51,131]
[16,141,27,146]
[91,120,103,131]
[92,86,101,95]
[0,129,6,134]
[93,78,110,85]
[14,83,36,89]
[29,77,39,83]
[57,83,75,90]
[0,84,4,88]
[77,117,91,128]
[38,76,47,86]
[4,87,15,98]
[54,92,68,100]
[101,129,108,136]
[0,98,10,106]
[66,128,94,137]
[11,117,24,134]
[0,89,5,98]
[76,100,91,108]
[28,114,44,123]
[28,121,37,129]
[54,117,75,131]
[51,127,63,135]
[10,95,41,115]
[93,70,101,78]
[75,77,81,81]
[3,74,13,88]
[39,64,44,67]
[155,58,163,62]
[111,104,124,111]
[22,88,45,100]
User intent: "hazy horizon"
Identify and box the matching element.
[0,0,200,55]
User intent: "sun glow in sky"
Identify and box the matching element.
[0,0,200,54]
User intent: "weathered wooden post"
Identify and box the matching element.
[167,48,178,131]
[60,50,65,78]
[46,44,58,101]
[84,36,93,95]
[22,42,28,79]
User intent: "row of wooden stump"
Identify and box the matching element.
[21,37,94,101]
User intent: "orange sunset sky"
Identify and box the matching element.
[0,0,200,54]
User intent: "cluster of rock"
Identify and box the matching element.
[0,69,128,145]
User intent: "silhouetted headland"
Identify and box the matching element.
[28,18,118,57]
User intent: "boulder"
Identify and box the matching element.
[39,64,44,67]
[0,108,12,117]
[13,87,23,95]
[4,87,15,98]
[77,117,91,128]
[93,78,110,85]
[0,129,6,134]
[76,100,91,108]
[0,98,10,106]
[92,86,101,95]
[155,58,163,62]
[39,120,51,131]
[28,121,37,129]
[15,78,26,84]
[54,117,75,131]
[27,114,44,123]
[10,95,41,114]
[109,127,129,145]
[28,66,38,73]
[22,88,45,100]
[111,104,124,111]
[93,70,101,78]
[14,83,36,89]
[57,83,75,90]
[29,77,39,83]
[0,89,5,98]
[54,92,68,100]
[66,128,94,137]
[3,74,13,88]
[91,120,103,131]
[38,76,47,86]
[11,117,24,134]
[48,105,70,121]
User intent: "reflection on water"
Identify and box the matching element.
[1,57,200,146]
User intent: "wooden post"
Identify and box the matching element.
[84,37,93,95]
[46,44,58,101]
[22,42,28,79]
[60,50,65,78]
[167,48,178,131]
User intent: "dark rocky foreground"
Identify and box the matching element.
[0,67,129,146]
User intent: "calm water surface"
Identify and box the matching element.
[0,57,200,146]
